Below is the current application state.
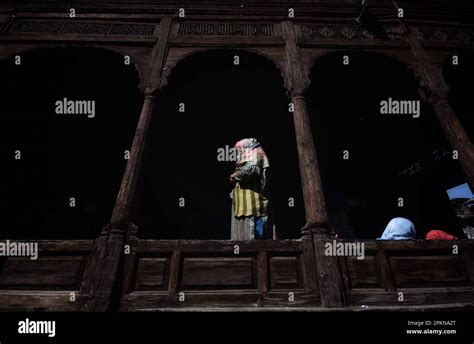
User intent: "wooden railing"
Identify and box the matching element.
[120,239,320,310]
[0,240,93,311]
[338,240,474,307]
[0,238,472,310]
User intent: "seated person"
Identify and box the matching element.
[378,217,416,240]
[425,229,458,240]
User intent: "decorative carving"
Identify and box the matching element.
[301,25,375,39]
[178,23,274,36]
[10,20,155,36]
[418,27,473,43]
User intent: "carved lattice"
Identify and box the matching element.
[178,23,274,36]
[10,20,155,36]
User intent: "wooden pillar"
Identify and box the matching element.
[282,21,345,308]
[110,92,157,227]
[407,27,474,192]
[80,17,173,311]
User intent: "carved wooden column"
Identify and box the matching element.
[283,21,345,308]
[407,27,474,192]
[81,17,173,311]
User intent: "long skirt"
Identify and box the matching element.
[230,192,269,240]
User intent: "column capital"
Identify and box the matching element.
[289,83,309,100]
[143,83,161,98]
[302,221,330,236]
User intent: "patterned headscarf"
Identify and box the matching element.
[378,217,416,240]
[234,138,269,168]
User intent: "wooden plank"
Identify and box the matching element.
[301,235,318,293]
[346,256,381,289]
[269,256,300,288]
[257,251,268,293]
[121,236,138,294]
[348,287,474,306]
[135,239,303,253]
[390,256,469,286]
[0,291,87,311]
[374,250,396,291]
[181,257,256,289]
[168,251,181,295]
[121,290,320,310]
[0,33,157,45]
[134,258,169,291]
[37,240,94,252]
[338,256,352,293]
[0,257,84,287]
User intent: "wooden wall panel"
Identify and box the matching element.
[390,256,469,287]
[181,257,256,289]
[134,257,170,291]
[346,256,381,289]
[0,256,85,289]
[269,256,301,289]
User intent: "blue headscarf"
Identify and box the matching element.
[378,217,416,240]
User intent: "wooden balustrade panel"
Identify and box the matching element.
[121,239,320,310]
[0,240,93,311]
[341,240,474,307]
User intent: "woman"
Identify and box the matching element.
[230,138,274,240]
[378,217,416,240]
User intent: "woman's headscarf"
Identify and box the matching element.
[426,230,458,240]
[378,217,416,240]
[234,138,269,169]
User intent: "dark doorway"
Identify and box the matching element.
[0,47,142,239]
[136,49,304,239]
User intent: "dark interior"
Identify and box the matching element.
[0,47,142,239]
[444,54,474,143]
[308,51,466,239]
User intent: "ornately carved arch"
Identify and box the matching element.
[305,48,415,91]
[160,47,290,92]
[0,44,146,90]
